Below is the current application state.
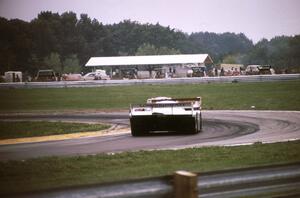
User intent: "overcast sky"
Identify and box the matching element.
[0,0,299,43]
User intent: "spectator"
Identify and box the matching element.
[220,67,225,76]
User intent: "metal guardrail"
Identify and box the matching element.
[11,163,300,198]
[1,74,300,89]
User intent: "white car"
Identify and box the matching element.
[129,97,202,136]
[95,69,110,80]
[83,72,96,81]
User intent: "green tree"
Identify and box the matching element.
[244,39,269,65]
[59,12,84,59]
[62,54,81,73]
[136,43,180,55]
[77,14,111,63]
[157,46,180,55]
[43,52,62,73]
[243,36,296,71]
[1,11,300,76]
[135,43,158,55]
[30,12,62,58]
[108,20,187,56]
[222,55,237,64]
[288,35,300,71]
[0,17,32,74]
[189,32,253,63]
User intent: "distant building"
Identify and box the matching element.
[85,54,213,79]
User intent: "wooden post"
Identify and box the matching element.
[174,170,198,198]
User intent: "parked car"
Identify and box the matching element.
[120,68,137,79]
[258,65,275,75]
[154,68,167,78]
[83,72,96,80]
[62,74,82,81]
[246,65,275,75]
[95,69,110,80]
[187,67,206,77]
[245,65,259,75]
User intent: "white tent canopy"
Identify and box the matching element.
[85,54,213,67]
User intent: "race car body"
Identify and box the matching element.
[129,97,202,136]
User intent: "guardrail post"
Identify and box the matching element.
[174,170,198,198]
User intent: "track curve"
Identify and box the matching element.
[0,111,299,161]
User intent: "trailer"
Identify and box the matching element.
[129,97,202,136]
[4,71,22,82]
[35,70,57,82]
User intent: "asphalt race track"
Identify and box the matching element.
[0,111,299,161]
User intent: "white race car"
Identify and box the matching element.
[129,97,202,136]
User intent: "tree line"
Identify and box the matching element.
[0,11,299,76]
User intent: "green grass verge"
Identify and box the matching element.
[0,141,299,195]
[0,121,110,139]
[1,81,300,112]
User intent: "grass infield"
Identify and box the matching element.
[0,140,299,195]
[0,121,109,139]
[0,81,300,112]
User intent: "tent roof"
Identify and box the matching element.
[85,54,213,67]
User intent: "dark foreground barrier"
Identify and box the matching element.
[11,162,300,198]
[1,74,300,89]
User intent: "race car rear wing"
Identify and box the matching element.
[131,97,201,107]
[130,97,201,110]
[147,97,201,104]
